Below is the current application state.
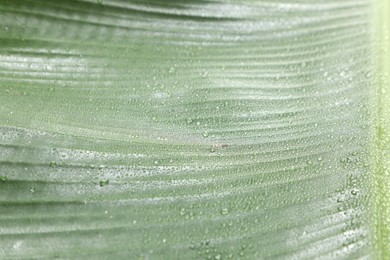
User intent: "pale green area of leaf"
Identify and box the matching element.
[0,0,388,259]
[373,0,390,257]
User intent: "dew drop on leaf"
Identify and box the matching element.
[221,208,229,215]
[99,179,109,187]
[49,161,57,167]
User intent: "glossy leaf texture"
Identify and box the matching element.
[0,0,389,259]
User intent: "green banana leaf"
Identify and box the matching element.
[1,0,389,259]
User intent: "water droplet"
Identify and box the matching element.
[317,156,323,161]
[162,239,167,243]
[364,71,372,78]
[180,208,186,216]
[351,189,358,195]
[215,255,221,260]
[99,179,109,187]
[49,161,57,167]
[203,131,209,138]
[13,241,22,249]
[210,146,216,153]
[221,208,229,215]
[30,186,36,193]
